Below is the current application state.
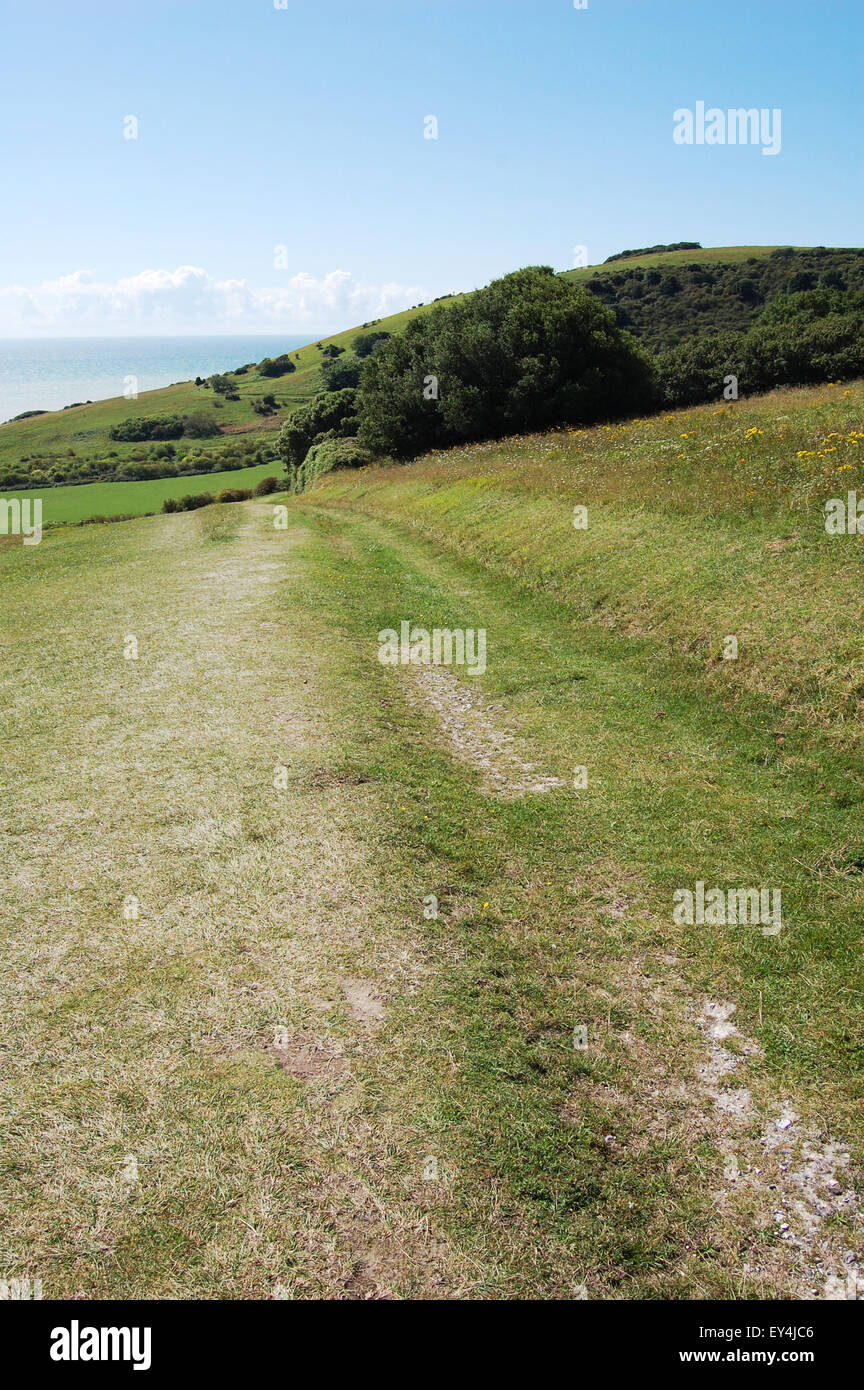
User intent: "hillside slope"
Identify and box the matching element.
[5,245,862,495]
[565,245,864,349]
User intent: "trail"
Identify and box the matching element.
[0,505,471,1298]
[1,498,860,1300]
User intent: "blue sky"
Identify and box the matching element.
[1,0,861,334]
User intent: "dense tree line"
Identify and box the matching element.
[657,288,864,406]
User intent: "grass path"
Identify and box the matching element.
[1,505,477,1297]
[1,497,861,1299]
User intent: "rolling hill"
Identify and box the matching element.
[4,244,864,511]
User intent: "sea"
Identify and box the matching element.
[0,335,312,425]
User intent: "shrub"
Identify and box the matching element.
[215,487,252,503]
[258,355,296,378]
[744,313,864,392]
[109,415,186,442]
[184,411,220,437]
[351,330,391,358]
[162,492,214,513]
[656,298,864,407]
[758,287,864,326]
[252,475,279,496]
[656,332,748,407]
[276,388,359,477]
[289,437,372,494]
[604,242,701,263]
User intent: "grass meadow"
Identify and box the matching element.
[2,377,862,1299]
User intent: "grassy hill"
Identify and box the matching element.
[4,244,863,513]
[4,376,862,1299]
[567,244,787,282]
[565,245,864,349]
[0,300,448,491]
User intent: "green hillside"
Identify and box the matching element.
[564,244,864,350]
[5,245,863,503]
[566,244,786,283]
[0,301,449,491]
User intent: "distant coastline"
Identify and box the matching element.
[0,334,311,424]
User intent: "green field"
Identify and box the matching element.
[3,376,862,1300]
[0,461,282,526]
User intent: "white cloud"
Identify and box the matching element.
[0,265,426,335]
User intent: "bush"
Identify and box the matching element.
[252,475,279,496]
[215,487,252,503]
[757,287,864,326]
[276,388,359,478]
[356,266,656,459]
[744,313,864,392]
[184,411,219,437]
[351,330,391,358]
[258,355,296,378]
[109,415,186,442]
[290,437,373,494]
[162,492,214,513]
[656,296,864,407]
[656,331,748,407]
[604,242,701,263]
[109,412,219,443]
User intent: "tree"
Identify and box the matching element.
[321,354,362,390]
[352,330,391,358]
[356,266,656,458]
